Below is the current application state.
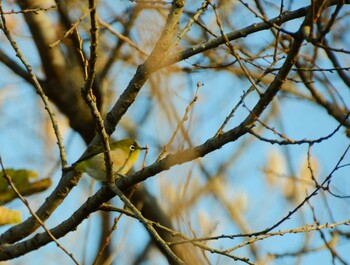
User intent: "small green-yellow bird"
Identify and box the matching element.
[74,139,146,181]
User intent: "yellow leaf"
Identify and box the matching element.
[263,150,286,186]
[0,206,21,226]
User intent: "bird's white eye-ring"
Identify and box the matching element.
[130,145,136,151]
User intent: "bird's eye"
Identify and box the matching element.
[130,145,136,151]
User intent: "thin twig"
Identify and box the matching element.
[92,214,123,265]
[171,0,210,48]
[157,82,202,161]
[179,218,350,253]
[2,5,57,15]
[308,202,348,265]
[248,111,350,145]
[214,61,278,137]
[49,8,91,48]
[212,3,263,95]
[98,18,148,57]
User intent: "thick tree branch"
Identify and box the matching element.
[0,48,33,84]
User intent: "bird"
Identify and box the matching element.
[73,138,146,181]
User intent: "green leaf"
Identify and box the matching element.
[0,169,52,204]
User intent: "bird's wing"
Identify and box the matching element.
[73,143,104,164]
